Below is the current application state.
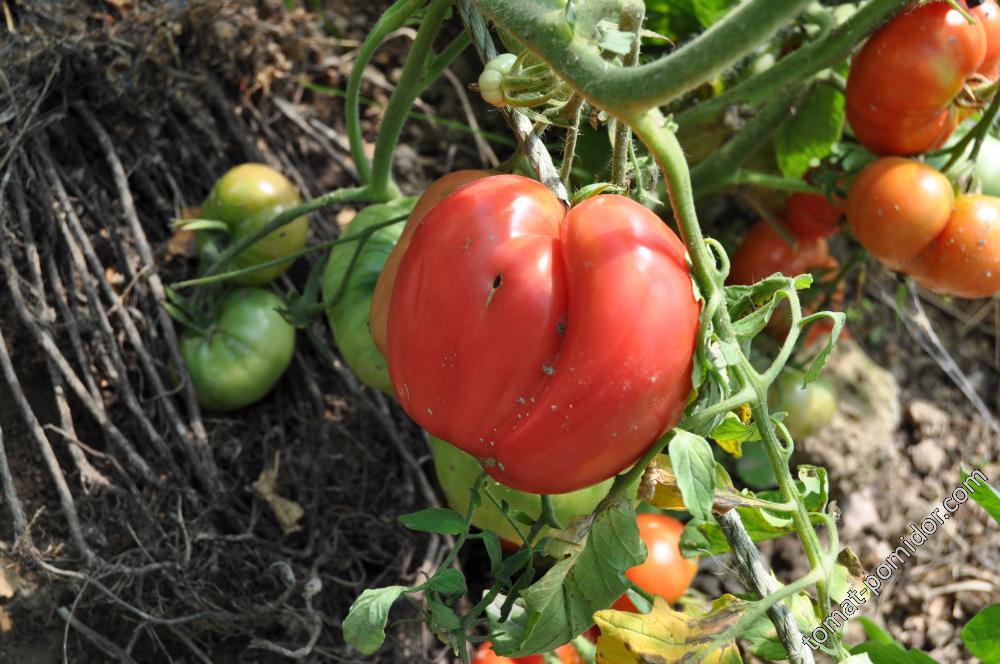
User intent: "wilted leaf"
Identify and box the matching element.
[648,455,779,515]
[251,452,304,536]
[594,595,746,664]
[343,585,409,655]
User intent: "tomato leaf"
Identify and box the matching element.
[593,595,746,663]
[799,310,846,384]
[963,603,1000,663]
[850,642,940,663]
[668,429,716,522]
[711,412,761,458]
[774,84,845,180]
[482,530,503,574]
[855,617,901,646]
[398,508,468,535]
[486,497,643,657]
[425,568,467,596]
[961,466,1000,525]
[342,585,410,655]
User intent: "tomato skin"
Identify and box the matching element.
[322,199,414,394]
[728,221,829,285]
[613,514,698,612]
[201,163,309,286]
[784,192,844,241]
[973,1,1000,80]
[473,641,581,664]
[911,194,1000,297]
[386,175,699,494]
[770,370,837,440]
[429,436,614,545]
[845,2,986,155]
[847,158,955,271]
[180,288,295,412]
[370,170,492,356]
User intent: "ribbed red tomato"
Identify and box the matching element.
[473,641,581,664]
[846,1,986,155]
[612,513,698,612]
[385,175,699,494]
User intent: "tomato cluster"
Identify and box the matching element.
[845,1,1000,155]
[848,157,1000,298]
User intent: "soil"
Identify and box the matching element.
[0,2,997,663]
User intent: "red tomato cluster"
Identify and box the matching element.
[845,1,1000,155]
[374,174,700,495]
[848,157,1000,298]
[473,641,581,664]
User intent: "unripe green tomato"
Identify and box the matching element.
[975,134,1000,196]
[769,370,837,440]
[180,288,296,412]
[430,436,616,545]
[479,53,517,107]
[201,163,309,286]
[322,199,414,394]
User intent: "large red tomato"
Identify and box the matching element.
[385,175,699,494]
[473,641,581,664]
[371,170,492,355]
[846,157,955,271]
[613,513,699,612]
[846,1,987,155]
[911,194,1000,297]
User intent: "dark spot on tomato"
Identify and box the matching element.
[556,316,567,335]
[493,273,503,289]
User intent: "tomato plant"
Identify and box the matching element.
[384,175,699,495]
[845,1,986,155]
[473,641,582,664]
[180,288,295,412]
[201,163,309,285]
[429,436,616,545]
[612,513,698,612]
[323,199,413,394]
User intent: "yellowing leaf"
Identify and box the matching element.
[647,455,776,515]
[594,595,746,664]
[252,452,304,535]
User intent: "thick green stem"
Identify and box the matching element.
[731,170,823,195]
[559,95,586,186]
[368,0,451,198]
[200,186,370,281]
[676,0,908,127]
[345,0,423,183]
[475,0,812,115]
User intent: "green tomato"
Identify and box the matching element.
[201,163,309,286]
[429,436,617,545]
[975,134,1000,196]
[181,288,296,412]
[770,369,837,440]
[322,199,414,394]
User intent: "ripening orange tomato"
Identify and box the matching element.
[473,641,582,664]
[612,514,698,612]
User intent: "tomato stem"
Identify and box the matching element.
[609,2,643,190]
[942,86,1000,173]
[729,170,824,195]
[345,0,424,184]
[558,94,586,187]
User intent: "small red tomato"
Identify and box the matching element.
[612,513,698,612]
[473,641,582,664]
[973,0,1000,80]
[911,194,1000,298]
[728,221,830,286]
[784,192,844,241]
[846,157,955,271]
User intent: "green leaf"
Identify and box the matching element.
[856,617,901,646]
[668,430,716,522]
[735,441,776,489]
[398,508,468,535]
[850,642,940,663]
[426,568,467,595]
[487,497,644,657]
[343,585,410,655]
[774,84,845,180]
[962,603,1000,663]
[429,596,462,632]
[799,310,846,384]
[961,466,1000,525]
[483,530,503,574]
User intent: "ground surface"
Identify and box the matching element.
[0,1,997,663]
